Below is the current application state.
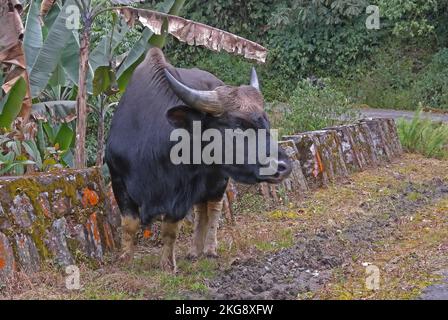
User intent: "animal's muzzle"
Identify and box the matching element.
[260,158,292,184]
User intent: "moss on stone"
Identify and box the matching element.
[0,168,111,269]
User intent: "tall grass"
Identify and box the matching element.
[397,109,448,159]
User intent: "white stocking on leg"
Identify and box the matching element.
[160,219,181,273]
[203,199,223,258]
[120,215,140,263]
[187,203,208,259]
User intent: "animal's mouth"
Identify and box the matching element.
[258,167,292,184]
[259,175,285,184]
[257,158,292,184]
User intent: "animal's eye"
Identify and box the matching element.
[238,118,255,129]
[251,114,269,129]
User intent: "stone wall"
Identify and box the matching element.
[223,118,403,215]
[0,168,120,280]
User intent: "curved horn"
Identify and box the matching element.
[164,69,224,116]
[250,67,260,91]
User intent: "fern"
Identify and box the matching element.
[397,108,448,159]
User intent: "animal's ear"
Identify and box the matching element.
[166,105,205,129]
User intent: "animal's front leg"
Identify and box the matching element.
[120,215,140,262]
[187,203,208,260]
[203,199,223,258]
[160,219,182,273]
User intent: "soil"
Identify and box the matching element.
[206,178,448,299]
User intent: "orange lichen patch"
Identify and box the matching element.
[89,213,101,242]
[316,150,324,174]
[82,188,99,207]
[311,144,325,178]
[85,212,102,248]
[0,241,6,269]
[143,229,152,239]
[102,222,115,250]
[38,197,52,218]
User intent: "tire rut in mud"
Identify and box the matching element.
[205,178,448,300]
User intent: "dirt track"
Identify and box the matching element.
[359,108,448,123]
[207,178,448,299]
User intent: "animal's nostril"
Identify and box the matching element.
[277,161,289,173]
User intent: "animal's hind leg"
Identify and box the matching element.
[203,199,223,258]
[187,203,208,260]
[110,173,140,262]
[160,218,181,273]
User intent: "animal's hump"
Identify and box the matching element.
[145,47,169,68]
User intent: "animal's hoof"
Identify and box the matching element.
[186,254,198,261]
[186,250,199,261]
[203,250,218,259]
[160,259,177,273]
[118,252,133,264]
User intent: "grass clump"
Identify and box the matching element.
[397,109,448,159]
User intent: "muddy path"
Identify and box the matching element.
[205,178,448,300]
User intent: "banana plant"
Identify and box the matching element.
[21,0,185,168]
[31,84,78,168]
[0,77,27,129]
[0,153,36,176]
[0,0,33,122]
[26,0,78,98]
[0,119,40,176]
[70,0,188,168]
[38,120,75,168]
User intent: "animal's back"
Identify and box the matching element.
[106,48,224,220]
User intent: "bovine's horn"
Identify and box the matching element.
[250,67,260,92]
[164,69,224,116]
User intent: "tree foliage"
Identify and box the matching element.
[166,0,448,102]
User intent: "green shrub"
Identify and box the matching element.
[335,43,433,111]
[166,0,381,102]
[413,48,448,109]
[397,109,448,158]
[271,79,358,135]
[335,43,448,111]
[167,47,291,102]
[377,0,439,39]
[165,0,447,106]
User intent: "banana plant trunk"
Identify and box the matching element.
[75,26,90,169]
[96,98,105,167]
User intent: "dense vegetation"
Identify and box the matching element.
[165,0,448,110]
